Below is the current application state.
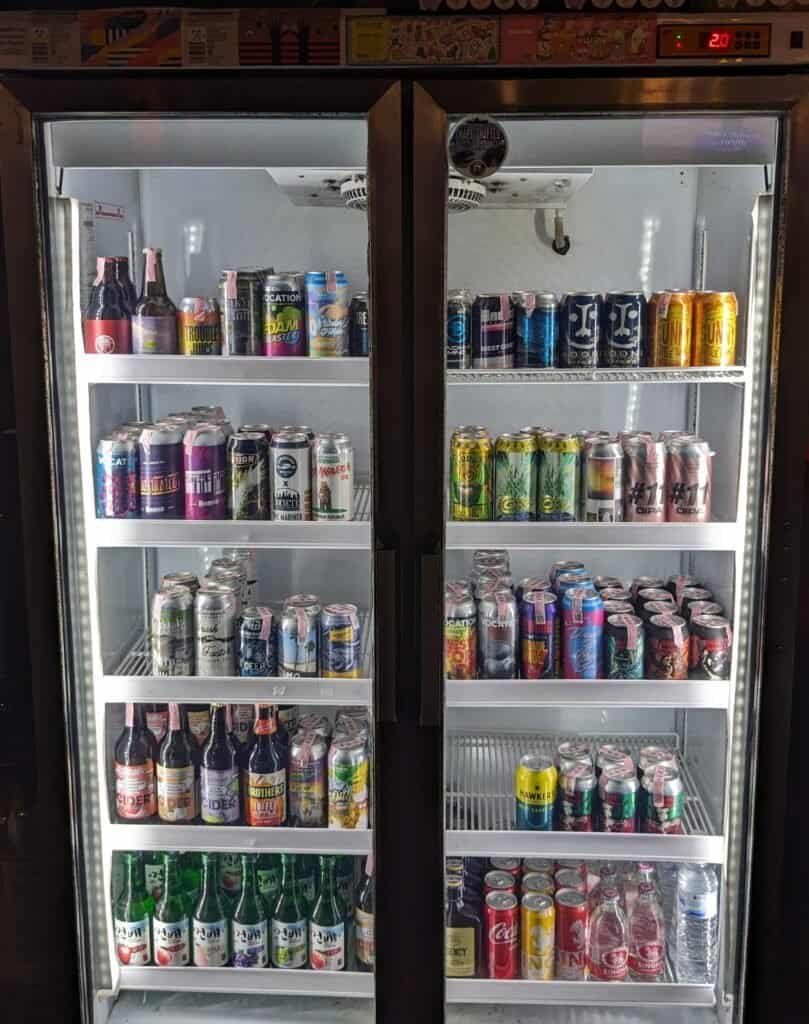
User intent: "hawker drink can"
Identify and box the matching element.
[306,271,350,357]
[178,297,221,355]
[139,425,183,518]
[451,430,493,520]
[472,293,514,368]
[494,431,537,521]
[604,613,645,679]
[555,889,588,980]
[583,436,623,522]
[623,435,666,522]
[645,613,690,679]
[280,595,321,677]
[264,272,306,356]
[693,290,738,366]
[534,292,558,368]
[289,731,328,827]
[641,765,684,834]
[648,290,694,367]
[689,614,732,680]
[321,603,362,678]
[515,753,556,831]
[239,607,275,676]
[228,432,269,520]
[519,590,558,679]
[562,588,604,679]
[219,269,263,355]
[313,432,353,521]
[184,424,226,519]
[446,289,472,369]
[521,893,554,980]
[599,762,639,833]
[96,437,139,518]
[560,292,602,368]
[328,736,369,829]
[151,587,194,675]
[445,583,477,679]
[195,583,238,676]
[603,291,645,367]
[665,436,712,522]
[478,587,517,679]
[271,429,311,521]
[538,433,579,521]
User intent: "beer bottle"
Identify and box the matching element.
[113,255,138,314]
[184,702,211,750]
[445,877,482,979]
[114,702,156,821]
[355,854,375,973]
[232,854,269,968]
[256,853,281,908]
[193,852,230,966]
[132,246,178,354]
[144,703,168,746]
[200,703,240,825]
[84,255,132,354]
[143,850,167,903]
[310,855,346,971]
[244,704,287,827]
[153,852,190,966]
[271,853,307,969]
[114,852,152,965]
[157,702,196,823]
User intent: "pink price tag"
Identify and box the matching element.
[258,606,273,642]
[672,620,687,647]
[625,616,640,652]
[571,590,584,625]
[672,576,688,605]
[295,606,308,640]
[225,270,237,300]
[531,592,546,625]
[653,765,666,809]
[327,271,338,292]
[564,762,588,796]
[657,291,671,319]
[144,248,157,283]
[499,294,510,319]
[93,256,105,286]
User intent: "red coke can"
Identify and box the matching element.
[484,870,517,896]
[554,888,588,980]
[555,868,587,894]
[485,891,519,979]
[490,857,522,880]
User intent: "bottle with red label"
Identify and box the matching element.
[114,702,156,821]
[132,246,178,354]
[628,881,665,981]
[244,704,287,826]
[84,255,132,354]
[588,886,629,981]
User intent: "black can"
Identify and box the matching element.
[471,293,514,369]
[350,292,370,356]
[688,613,732,680]
[219,268,264,355]
[680,586,714,618]
[447,289,472,369]
[227,432,269,520]
[602,291,645,368]
[559,292,602,369]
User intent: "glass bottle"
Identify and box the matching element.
[113,255,138,314]
[244,704,287,826]
[271,853,307,969]
[185,702,211,750]
[310,855,346,971]
[628,881,665,981]
[298,854,317,911]
[232,854,269,968]
[193,853,230,966]
[84,255,132,354]
[113,851,152,965]
[355,854,375,973]
[200,703,240,824]
[445,877,481,978]
[143,849,167,903]
[144,702,168,747]
[181,851,202,909]
[219,852,242,917]
[256,853,282,908]
[132,246,177,354]
[153,852,190,966]
[588,886,629,981]
[114,702,156,821]
[157,702,196,823]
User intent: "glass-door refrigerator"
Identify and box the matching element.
[411,69,809,1024]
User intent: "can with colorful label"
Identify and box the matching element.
[306,271,350,357]
[515,753,557,831]
[178,297,221,355]
[96,437,139,518]
[519,589,558,679]
[521,893,554,980]
[183,424,226,519]
[321,603,362,678]
[604,613,645,679]
[561,587,604,679]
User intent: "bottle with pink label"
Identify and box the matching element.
[628,881,666,981]
[588,886,629,981]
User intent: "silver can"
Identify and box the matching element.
[313,432,354,521]
[288,730,328,827]
[151,586,194,676]
[208,557,248,609]
[623,434,666,523]
[583,436,623,522]
[270,429,311,522]
[279,594,321,677]
[221,548,257,604]
[478,586,517,679]
[328,735,370,829]
[160,571,200,596]
[665,435,713,523]
[297,712,332,739]
[195,581,238,676]
[219,268,263,356]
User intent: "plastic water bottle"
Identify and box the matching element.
[675,863,719,984]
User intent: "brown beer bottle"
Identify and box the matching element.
[355,854,375,973]
[114,702,156,821]
[157,702,197,823]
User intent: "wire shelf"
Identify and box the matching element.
[448,366,746,385]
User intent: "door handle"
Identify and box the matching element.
[375,547,398,725]
[419,551,444,729]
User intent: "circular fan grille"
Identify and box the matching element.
[341,173,485,213]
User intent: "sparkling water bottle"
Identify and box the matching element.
[628,881,665,981]
[588,887,628,981]
[675,863,719,984]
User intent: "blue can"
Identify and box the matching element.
[603,291,646,368]
[534,292,558,368]
[320,602,362,678]
[560,292,602,368]
[305,270,349,358]
[446,289,471,369]
[95,436,139,518]
[519,589,559,678]
[239,606,275,676]
[512,291,536,368]
[561,587,605,679]
[554,569,593,598]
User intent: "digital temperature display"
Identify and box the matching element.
[658,24,771,59]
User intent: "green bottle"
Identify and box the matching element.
[232,854,268,968]
[153,852,190,966]
[113,852,152,966]
[297,854,317,911]
[181,851,202,908]
[256,853,281,906]
[143,850,167,903]
[309,855,345,971]
[219,851,242,916]
[193,852,230,966]
[271,853,307,969]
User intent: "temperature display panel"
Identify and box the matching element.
[658,24,771,59]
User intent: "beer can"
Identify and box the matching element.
[554,868,587,894]
[495,431,537,521]
[665,574,700,607]
[313,432,353,521]
[603,600,634,617]
[195,582,238,676]
[595,746,632,779]
[228,432,269,520]
[451,431,493,521]
[306,270,350,358]
[151,587,194,675]
[583,437,623,522]
[515,753,557,831]
[178,297,221,355]
[139,425,183,518]
[599,587,632,603]
[680,586,715,618]
[623,435,666,523]
[519,590,558,679]
[648,290,694,367]
[559,292,602,369]
[485,892,519,979]
[270,429,311,521]
[478,587,517,679]
[524,857,555,875]
[638,745,678,776]
[445,587,478,680]
[599,763,639,833]
[641,765,684,834]
[474,548,510,569]
[288,730,328,827]
[209,557,249,609]
[603,291,645,367]
[693,290,738,367]
[555,572,593,599]
[490,858,521,880]
[556,740,592,767]
[665,436,712,522]
[561,588,604,679]
[558,764,596,832]
[554,888,587,980]
[534,292,558,368]
[645,613,690,679]
[593,575,622,592]
[264,272,306,357]
[637,587,676,612]
[484,870,517,895]
[515,576,551,603]
[522,873,555,898]
[512,290,537,369]
[604,613,645,679]
[161,571,200,596]
[689,614,732,680]
[183,424,226,519]
[472,293,514,369]
[446,289,471,369]
[239,606,275,676]
[328,736,369,829]
[96,437,139,518]
[521,893,554,980]
[220,269,263,355]
[321,603,362,678]
[280,594,321,677]
[683,600,723,624]
[538,433,579,521]
[222,548,258,605]
[350,292,370,357]
[549,560,585,586]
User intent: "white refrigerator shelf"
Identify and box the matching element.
[446,519,739,551]
[106,824,372,855]
[447,366,746,385]
[445,679,730,710]
[80,353,370,386]
[445,975,714,1007]
[118,965,374,998]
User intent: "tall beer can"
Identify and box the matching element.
[220,269,263,355]
[583,437,623,522]
[603,291,645,367]
[534,293,558,368]
[183,424,226,519]
[228,432,269,520]
[289,730,328,827]
[494,431,537,522]
[450,431,493,521]
[665,436,712,522]
[306,271,350,357]
[280,594,321,677]
[693,291,738,366]
[538,433,579,522]
[195,582,238,676]
[96,437,139,518]
[648,291,694,367]
[313,432,354,521]
[512,290,537,369]
[472,293,514,368]
[177,297,221,355]
[139,425,183,518]
[478,587,517,679]
[521,893,554,980]
[271,429,311,521]
[559,292,602,368]
[151,587,194,675]
[445,585,478,679]
[446,289,472,370]
[623,435,666,522]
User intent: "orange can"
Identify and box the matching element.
[693,291,738,366]
[648,291,694,368]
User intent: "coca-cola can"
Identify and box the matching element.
[554,859,588,879]
[555,868,587,893]
[490,857,522,880]
[623,435,665,522]
[484,891,519,979]
[554,888,588,980]
[484,870,517,895]
[522,872,555,897]
[523,857,555,876]
[665,436,712,522]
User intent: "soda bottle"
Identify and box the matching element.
[310,855,346,971]
[153,852,191,966]
[114,702,156,821]
[588,862,620,914]
[84,255,132,354]
[200,703,240,824]
[244,704,287,827]
[232,854,269,968]
[445,876,482,978]
[271,853,307,969]
[355,854,375,973]
[132,246,177,354]
[628,881,665,981]
[157,702,197,823]
[193,852,230,966]
[143,850,167,903]
[588,886,629,981]
[113,852,152,965]
[675,863,719,984]
[144,702,168,746]
[113,255,138,314]
[256,853,282,907]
